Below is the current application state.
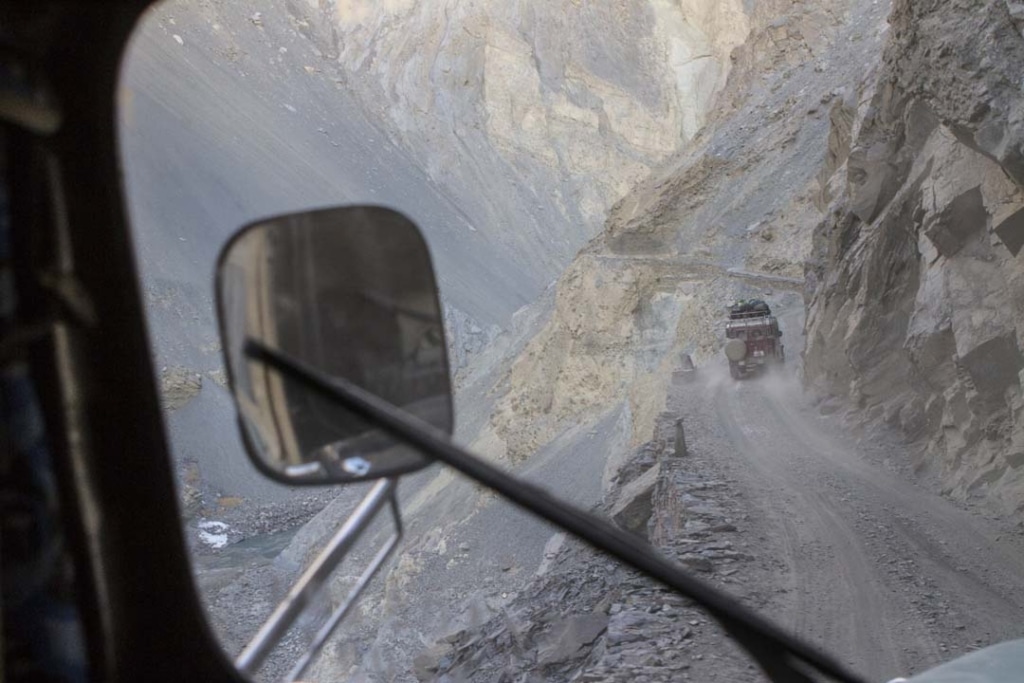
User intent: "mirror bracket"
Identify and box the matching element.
[235,477,403,679]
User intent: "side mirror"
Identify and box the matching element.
[215,206,452,484]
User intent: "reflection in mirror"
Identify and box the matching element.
[216,206,452,484]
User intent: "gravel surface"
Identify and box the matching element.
[188,345,1024,683]
[407,356,1024,682]
[181,278,1024,683]
[690,367,1024,681]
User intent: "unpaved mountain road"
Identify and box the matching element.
[677,368,1024,682]
[200,358,1024,682]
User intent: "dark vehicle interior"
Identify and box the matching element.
[1,2,248,680]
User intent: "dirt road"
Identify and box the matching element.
[199,356,1024,682]
[684,368,1024,681]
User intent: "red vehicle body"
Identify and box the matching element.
[723,309,785,379]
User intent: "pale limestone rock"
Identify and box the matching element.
[310,0,752,240]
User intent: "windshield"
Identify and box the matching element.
[118,1,1024,681]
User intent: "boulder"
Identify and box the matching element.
[610,463,661,538]
[412,642,454,681]
[537,614,609,665]
[160,366,202,411]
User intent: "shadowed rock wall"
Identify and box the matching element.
[805,0,1024,514]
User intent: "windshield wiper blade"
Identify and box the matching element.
[246,339,868,683]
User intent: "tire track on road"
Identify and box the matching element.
[710,378,917,680]
[696,369,1024,679]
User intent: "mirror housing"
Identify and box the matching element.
[215,206,452,484]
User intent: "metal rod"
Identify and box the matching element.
[236,478,396,675]
[286,521,401,681]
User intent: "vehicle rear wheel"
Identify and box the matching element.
[729,363,742,380]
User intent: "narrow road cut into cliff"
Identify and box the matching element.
[673,366,1024,681]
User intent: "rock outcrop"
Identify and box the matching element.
[144,1,1024,679]
[478,0,1024,518]
[282,0,756,359]
[805,0,1024,514]
[159,366,203,411]
[124,0,758,511]
[479,0,882,468]
[408,375,760,682]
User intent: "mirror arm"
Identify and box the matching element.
[244,339,867,683]
[235,477,402,677]
[284,484,403,682]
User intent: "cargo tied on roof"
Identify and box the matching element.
[723,300,784,379]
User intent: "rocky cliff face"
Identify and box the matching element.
[477,0,1024,518]
[326,0,749,197]
[134,0,1024,519]
[286,0,751,369]
[804,0,1024,515]
[153,0,1024,675]
[477,0,886,470]
[124,0,755,510]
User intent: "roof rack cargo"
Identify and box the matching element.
[728,299,772,319]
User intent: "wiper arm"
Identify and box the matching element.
[245,339,868,683]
